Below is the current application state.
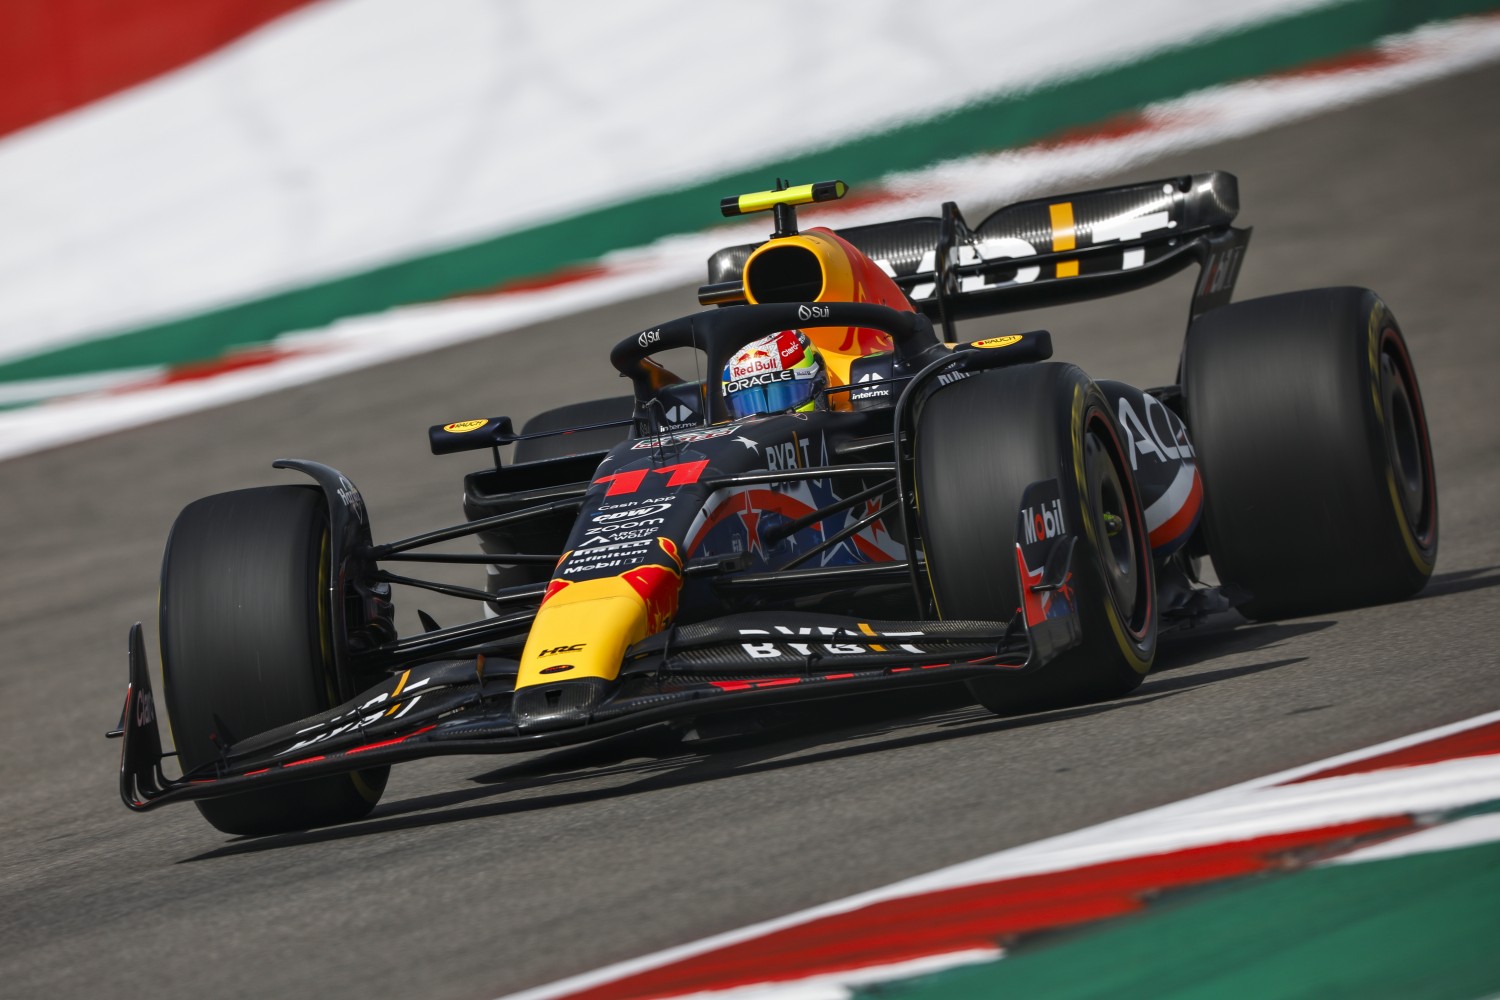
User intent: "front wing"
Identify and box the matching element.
[115,599,1080,811]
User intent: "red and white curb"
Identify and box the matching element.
[501,710,1500,1000]
[3,12,1500,463]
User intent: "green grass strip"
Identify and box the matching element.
[865,838,1500,1000]
[4,0,1495,384]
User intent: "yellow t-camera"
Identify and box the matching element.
[720,180,848,218]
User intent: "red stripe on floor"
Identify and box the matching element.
[1282,721,1500,785]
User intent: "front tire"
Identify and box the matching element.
[915,363,1157,714]
[160,486,387,836]
[1182,287,1437,620]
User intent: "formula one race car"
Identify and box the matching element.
[112,174,1437,835]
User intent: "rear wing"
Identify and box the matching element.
[702,171,1250,341]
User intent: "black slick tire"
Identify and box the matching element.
[160,486,387,836]
[1182,287,1437,620]
[915,363,1157,714]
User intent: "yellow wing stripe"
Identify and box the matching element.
[1049,202,1077,250]
[1050,202,1079,278]
[383,668,412,717]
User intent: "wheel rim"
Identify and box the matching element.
[1083,413,1148,636]
[1380,343,1429,538]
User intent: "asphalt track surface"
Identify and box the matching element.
[3,63,1498,1000]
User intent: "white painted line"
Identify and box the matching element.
[661,950,1001,1000]
[500,709,1500,999]
[1330,812,1500,865]
[0,365,162,406]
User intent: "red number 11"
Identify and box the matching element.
[594,459,709,496]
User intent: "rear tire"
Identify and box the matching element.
[915,363,1157,714]
[1182,287,1437,620]
[160,486,387,836]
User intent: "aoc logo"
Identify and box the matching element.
[1116,393,1195,470]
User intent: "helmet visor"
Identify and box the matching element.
[725,376,816,419]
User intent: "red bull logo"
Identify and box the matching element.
[620,563,680,634]
[730,355,783,379]
[620,536,684,633]
[729,342,783,380]
[729,331,813,381]
[540,577,572,605]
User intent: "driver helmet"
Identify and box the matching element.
[723,329,827,419]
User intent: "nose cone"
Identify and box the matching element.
[512,677,612,733]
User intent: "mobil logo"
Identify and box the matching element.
[1022,497,1067,544]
